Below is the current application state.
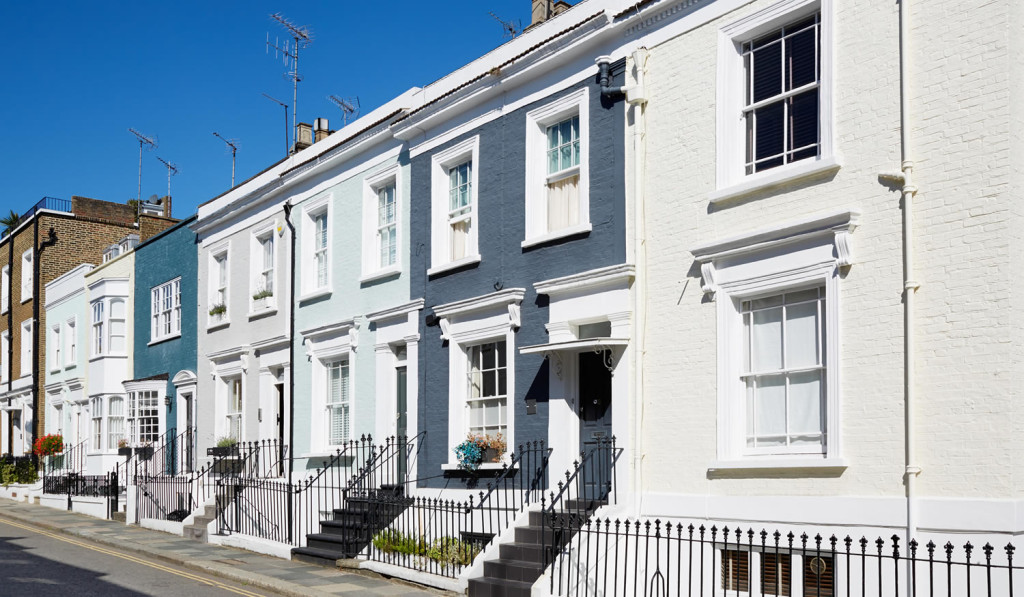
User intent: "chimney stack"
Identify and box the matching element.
[294,122,314,152]
[530,0,571,28]
[314,118,331,143]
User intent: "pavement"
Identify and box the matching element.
[0,499,449,597]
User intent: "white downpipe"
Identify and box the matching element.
[628,48,649,515]
[899,0,921,549]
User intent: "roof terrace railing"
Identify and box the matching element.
[2,197,72,238]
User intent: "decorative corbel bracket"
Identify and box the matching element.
[834,229,854,268]
[700,262,718,299]
[508,303,521,330]
[439,318,451,341]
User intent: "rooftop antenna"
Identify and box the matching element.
[262,92,290,157]
[489,12,522,38]
[154,156,179,199]
[212,132,239,188]
[267,13,312,153]
[327,95,360,127]
[128,128,157,205]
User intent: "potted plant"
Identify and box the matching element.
[453,433,506,472]
[117,439,132,457]
[34,434,64,472]
[252,286,273,309]
[207,436,238,457]
[208,303,227,319]
[135,441,155,460]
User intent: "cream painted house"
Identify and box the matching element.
[618,0,1020,553]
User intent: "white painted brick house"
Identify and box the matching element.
[620,0,1021,553]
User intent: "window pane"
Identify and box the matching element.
[751,39,782,103]
[785,300,819,368]
[751,307,783,371]
[788,370,823,438]
[786,25,817,89]
[789,90,819,158]
[754,375,787,440]
[754,102,785,165]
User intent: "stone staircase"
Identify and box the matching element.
[183,502,217,542]
[468,499,603,597]
[291,483,407,567]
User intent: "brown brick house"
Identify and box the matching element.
[0,196,175,454]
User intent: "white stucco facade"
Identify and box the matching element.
[626,0,1022,544]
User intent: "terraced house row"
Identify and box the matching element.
[2,0,1020,594]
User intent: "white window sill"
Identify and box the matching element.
[20,297,31,304]
[64,363,76,370]
[708,457,847,476]
[300,450,349,459]
[427,254,482,277]
[521,223,593,249]
[441,462,515,472]
[0,308,7,315]
[206,320,230,332]
[88,354,126,363]
[248,307,278,320]
[359,265,402,285]
[710,156,841,204]
[299,288,332,302]
[148,332,182,347]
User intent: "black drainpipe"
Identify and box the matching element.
[5,230,12,454]
[282,202,296,543]
[32,225,58,448]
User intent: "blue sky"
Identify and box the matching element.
[0,1,540,218]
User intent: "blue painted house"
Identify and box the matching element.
[125,216,198,469]
[397,28,636,492]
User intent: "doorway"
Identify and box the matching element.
[275,382,285,477]
[578,350,612,502]
[395,366,408,483]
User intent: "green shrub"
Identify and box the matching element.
[426,536,479,569]
[372,530,426,556]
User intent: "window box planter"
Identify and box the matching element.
[134,446,154,460]
[212,458,242,475]
[482,448,500,463]
[206,446,237,458]
[117,447,133,457]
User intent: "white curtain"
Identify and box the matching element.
[547,175,579,231]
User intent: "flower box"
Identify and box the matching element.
[117,447,133,457]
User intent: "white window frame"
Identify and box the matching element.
[429,136,481,275]
[151,278,182,343]
[49,324,61,373]
[208,245,230,327]
[361,165,402,282]
[108,395,125,450]
[714,0,836,203]
[0,331,8,383]
[90,396,104,452]
[693,210,856,469]
[524,89,591,247]
[324,358,352,447]
[302,319,358,453]
[21,250,32,303]
[127,388,162,446]
[250,227,277,313]
[20,319,32,378]
[1,265,9,313]
[65,317,77,368]
[108,298,126,356]
[91,301,105,357]
[300,195,332,299]
[434,288,524,468]
[224,376,243,441]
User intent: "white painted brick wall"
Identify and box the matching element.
[639,0,1018,506]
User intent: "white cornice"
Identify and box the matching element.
[690,209,860,262]
[251,335,290,352]
[299,318,358,343]
[206,345,250,363]
[45,264,93,309]
[366,299,426,324]
[432,289,526,319]
[534,264,635,296]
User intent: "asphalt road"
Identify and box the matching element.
[0,518,275,597]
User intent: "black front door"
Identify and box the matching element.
[578,351,612,502]
[396,367,408,483]
[275,383,286,476]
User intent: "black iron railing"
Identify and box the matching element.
[542,436,620,584]
[548,518,1023,597]
[216,436,376,546]
[363,441,552,577]
[44,438,87,475]
[2,197,72,237]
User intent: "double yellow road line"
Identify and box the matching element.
[0,517,266,597]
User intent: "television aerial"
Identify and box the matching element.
[327,95,360,127]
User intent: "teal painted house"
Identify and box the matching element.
[127,216,198,468]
